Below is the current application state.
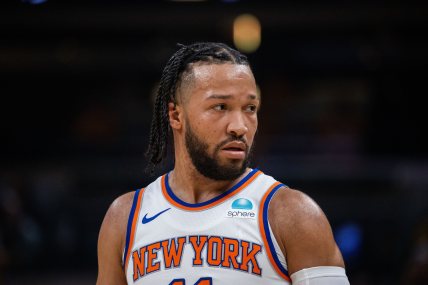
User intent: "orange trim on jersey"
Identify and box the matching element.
[259,182,291,282]
[124,188,145,273]
[161,169,262,211]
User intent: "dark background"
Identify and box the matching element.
[1,1,427,284]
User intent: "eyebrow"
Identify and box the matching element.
[207,94,259,100]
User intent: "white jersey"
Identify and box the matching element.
[123,168,291,285]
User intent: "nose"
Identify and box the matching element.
[227,111,249,138]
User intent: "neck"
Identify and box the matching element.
[169,156,251,204]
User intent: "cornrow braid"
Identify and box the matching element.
[145,42,250,174]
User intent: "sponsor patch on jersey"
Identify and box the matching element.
[226,198,256,219]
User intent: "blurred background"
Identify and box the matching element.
[1,0,427,284]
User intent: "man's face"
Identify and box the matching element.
[180,63,259,181]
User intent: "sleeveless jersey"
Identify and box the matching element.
[123,168,291,285]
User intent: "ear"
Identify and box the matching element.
[168,102,182,130]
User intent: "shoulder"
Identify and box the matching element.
[98,191,136,256]
[104,191,136,227]
[268,187,325,228]
[96,191,136,285]
[108,191,136,220]
[268,186,345,274]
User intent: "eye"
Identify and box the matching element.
[213,104,227,111]
[245,104,257,113]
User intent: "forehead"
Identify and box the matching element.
[191,63,254,81]
[180,63,257,102]
[191,63,255,87]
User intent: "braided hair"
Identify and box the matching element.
[145,42,250,174]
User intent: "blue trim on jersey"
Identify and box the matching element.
[262,183,290,277]
[123,188,141,267]
[165,168,259,208]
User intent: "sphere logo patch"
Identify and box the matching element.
[227,198,256,219]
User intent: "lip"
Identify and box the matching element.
[221,141,247,159]
[222,141,247,151]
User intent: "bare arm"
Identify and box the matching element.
[268,187,345,275]
[96,192,135,285]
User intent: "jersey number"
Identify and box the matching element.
[169,277,212,285]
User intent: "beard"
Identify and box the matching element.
[184,123,252,181]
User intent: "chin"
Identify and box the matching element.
[223,161,246,172]
[221,158,243,166]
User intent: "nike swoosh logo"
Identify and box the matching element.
[142,208,171,224]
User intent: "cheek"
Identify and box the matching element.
[248,115,258,132]
[189,116,220,143]
[197,113,223,135]
[247,117,258,143]
[202,123,222,145]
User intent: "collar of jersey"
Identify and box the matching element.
[161,168,262,211]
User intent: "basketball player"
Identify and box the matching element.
[96,42,350,285]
